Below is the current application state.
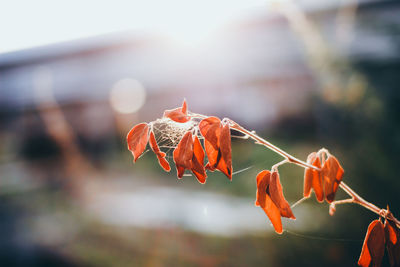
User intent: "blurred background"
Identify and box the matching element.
[1,0,400,266]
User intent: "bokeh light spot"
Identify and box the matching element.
[110,78,146,114]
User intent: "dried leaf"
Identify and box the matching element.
[204,140,219,172]
[216,123,232,180]
[358,219,385,267]
[199,117,232,180]
[304,152,324,202]
[199,117,221,150]
[385,218,400,267]
[269,171,295,219]
[163,99,190,123]
[255,170,283,234]
[322,155,344,203]
[173,131,194,178]
[191,135,207,184]
[303,153,314,197]
[149,131,171,172]
[127,123,149,162]
[181,99,187,114]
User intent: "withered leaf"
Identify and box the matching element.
[269,171,295,219]
[385,218,400,267]
[149,131,171,172]
[199,117,232,180]
[322,155,344,203]
[127,123,149,162]
[216,123,232,180]
[199,117,221,171]
[173,131,194,178]
[303,152,324,202]
[255,170,283,234]
[199,117,221,150]
[164,99,190,123]
[191,135,207,184]
[358,219,385,267]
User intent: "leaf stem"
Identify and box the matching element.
[229,121,318,171]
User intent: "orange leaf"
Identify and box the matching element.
[216,123,232,180]
[255,170,283,234]
[358,219,385,267]
[303,153,314,197]
[204,140,219,172]
[303,152,324,202]
[127,123,149,162]
[199,117,221,149]
[199,117,232,180]
[173,131,194,178]
[269,171,295,219]
[384,218,400,267]
[199,117,221,170]
[163,99,190,123]
[149,131,171,172]
[191,135,207,184]
[322,155,344,203]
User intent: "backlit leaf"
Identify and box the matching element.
[385,218,400,267]
[304,152,324,202]
[322,155,344,203]
[127,123,149,162]
[199,117,221,171]
[216,123,232,180]
[173,131,194,178]
[163,99,191,123]
[199,117,232,180]
[191,135,207,184]
[255,170,283,234]
[199,117,221,150]
[149,131,171,172]
[269,171,295,219]
[358,219,385,267]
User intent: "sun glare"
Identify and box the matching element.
[0,0,266,53]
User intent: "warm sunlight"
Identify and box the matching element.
[3,0,398,266]
[0,0,266,53]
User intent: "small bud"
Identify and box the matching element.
[329,203,336,216]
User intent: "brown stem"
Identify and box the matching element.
[229,121,319,171]
[229,120,400,228]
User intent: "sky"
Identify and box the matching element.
[0,0,268,54]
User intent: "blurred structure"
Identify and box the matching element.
[0,0,400,266]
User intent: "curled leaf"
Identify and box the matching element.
[303,152,324,202]
[322,155,344,203]
[199,117,221,170]
[127,123,149,162]
[384,217,400,267]
[149,131,171,172]
[173,131,194,178]
[358,219,385,267]
[199,117,232,180]
[255,170,283,234]
[191,135,207,184]
[216,123,232,179]
[269,171,295,219]
[199,117,221,148]
[204,140,219,172]
[163,99,190,123]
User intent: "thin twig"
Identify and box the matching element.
[330,198,354,206]
[229,120,400,228]
[291,197,308,209]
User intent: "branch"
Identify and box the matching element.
[229,120,400,228]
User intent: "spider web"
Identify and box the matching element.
[151,118,200,159]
